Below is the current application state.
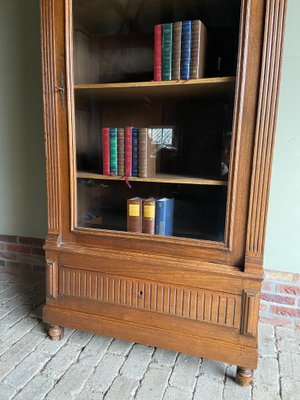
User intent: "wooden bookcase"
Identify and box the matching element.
[40,0,287,385]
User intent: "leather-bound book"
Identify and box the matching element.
[142,198,156,234]
[127,197,143,232]
[154,24,162,81]
[125,126,133,177]
[117,128,125,177]
[180,20,192,80]
[162,23,173,80]
[139,128,156,178]
[190,20,207,79]
[155,198,175,236]
[132,128,139,177]
[102,127,110,175]
[110,128,118,175]
[172,21,182,80]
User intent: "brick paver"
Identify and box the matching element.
[0,267,299,400]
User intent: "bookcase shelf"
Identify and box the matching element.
[77,172,228,186]
[74,77,235,102]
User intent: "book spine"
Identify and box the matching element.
[172,21,182,80]
[125,126,133,177]
[142,198,156,234]
[127,198,142,232]
[190,20,207,79]
[132,128,139,177]
[102,127,110,175]
[165,198,175,236]
[117,127,125,176]
[139,128,156,178]
[154,24,162,81]
[155,199,174,236]
[180,21,192,80]
[110,128,118,175]
[162,23,173,81]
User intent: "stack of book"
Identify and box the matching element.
[154,20,207,81]
[127,197,174,236]
[102,127,156,177]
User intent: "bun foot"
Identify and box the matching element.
[236,367,253,386]
[48,325,64,341]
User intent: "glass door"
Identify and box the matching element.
[71,0,242,243]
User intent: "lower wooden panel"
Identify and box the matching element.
[59,266,241,329]
[43,304,258,369]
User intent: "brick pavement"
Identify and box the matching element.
[0,267,299,400]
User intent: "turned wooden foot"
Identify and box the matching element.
[236,367,253,386]
[48,325,64,341]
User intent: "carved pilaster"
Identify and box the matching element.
[40,0,61,234]
[241,291,259,337]
[46,260,58,299]
[245,0,288,273]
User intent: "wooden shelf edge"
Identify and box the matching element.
[74,76,235,90]
[77,172,228,186]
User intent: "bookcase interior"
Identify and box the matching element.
[73,0,242,84]
[78,178,226,241]
[72,0,240,242]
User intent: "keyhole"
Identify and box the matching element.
[139,291,144,296]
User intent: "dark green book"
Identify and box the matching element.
[110,127,118,175]
[162,23,173,80]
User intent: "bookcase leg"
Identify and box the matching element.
[236,367,253,386]
[48,325,64,341]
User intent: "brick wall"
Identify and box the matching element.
[0,234,45,272]
[0,234,299,328]
[260,270,300,329]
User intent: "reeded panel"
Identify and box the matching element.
[59,266,241,329]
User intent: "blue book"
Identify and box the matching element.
[110,128,118,175]
[180,21,192,80]
[132,128,139,177]
[155,198,175,236]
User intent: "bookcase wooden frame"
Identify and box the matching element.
[41,0,287,385]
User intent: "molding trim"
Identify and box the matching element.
[47,259,58,298]
[241,290,259,336]
[246,0,287,271]
[40,0,61,233]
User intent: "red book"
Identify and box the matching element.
[154,24,162,81]
[125,126,133,177]
[102,127,110,175]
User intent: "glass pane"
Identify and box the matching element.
[72,0,241,242]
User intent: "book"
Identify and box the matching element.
[172,21,182,80]
[139,128,156,178]
[117,127,125,176]
[102,127,110,175]
[155,198,175,236]
[180,21,192,80]
[132,127,139,177]
[162,23,173,80]
[110,128,118,175]
[142,198,156,234]
[190,20,207,79]
[127,197,143,232]
[154,24,162,81]
[125,126,133,177]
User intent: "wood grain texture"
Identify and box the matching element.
[59,266,241,329]
[44,304,258,369]
[46,259,58,299]
[40,0,60,233]
[241,291,259,337]
[246,0,287,270]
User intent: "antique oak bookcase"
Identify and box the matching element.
[41,0,287,385]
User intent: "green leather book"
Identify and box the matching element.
[162,23,173,80]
